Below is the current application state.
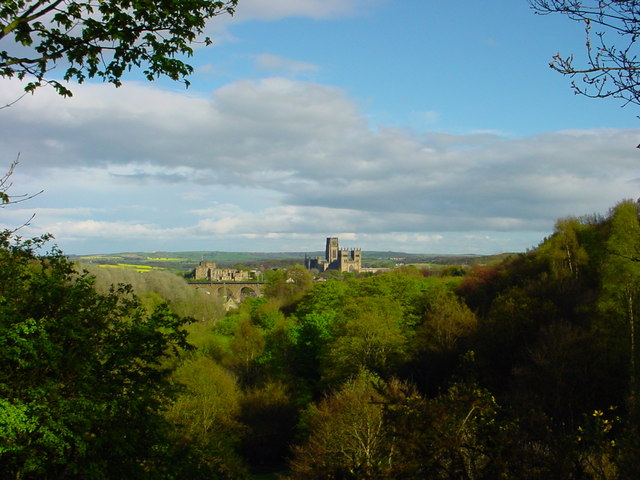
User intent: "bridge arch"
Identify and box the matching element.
[240,286,258,298]
[188,281,264,304]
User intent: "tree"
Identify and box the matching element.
[287,371,394,480]
[514,322,609,429]
[379,380,539,480]
[530,0,640,107]
[294,280,348,318]
[416,285,477,354]
[540,217,589,283]
[599,200,640,415]
[292,311,337,386]
[0,232,191,479]
[227,316,265,385]
[0,0,237,96]
[165,356,247,479]
[263,266,314,308]
[322,296,408,386]
[238,381,299,474]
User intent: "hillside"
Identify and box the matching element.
[70,250,514,273]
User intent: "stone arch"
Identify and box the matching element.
[240,286,257,298]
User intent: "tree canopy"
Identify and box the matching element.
[7,198,640,477]
[0,232,192,478]
[0,0,237,96]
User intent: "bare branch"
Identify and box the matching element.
[1,155,44,207]
[531,0,640,108]
[0,92,28,110]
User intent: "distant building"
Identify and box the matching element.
[192,261,251,282]
[305,237,361,273]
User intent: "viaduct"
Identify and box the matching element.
[188,281,264,302]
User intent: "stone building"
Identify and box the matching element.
[192,261,250,282]
[305,237,361,273]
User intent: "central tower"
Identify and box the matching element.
[306,237,361,273]
[325,237,339,264]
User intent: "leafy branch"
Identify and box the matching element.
[0,0,237,96]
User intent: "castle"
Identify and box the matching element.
[304,237,361,273]
[192,261,251,282]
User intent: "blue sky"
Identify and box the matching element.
[2,0,640,254]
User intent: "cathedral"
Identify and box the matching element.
[304,237,361,273]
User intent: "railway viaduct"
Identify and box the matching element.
[188,281,264,302]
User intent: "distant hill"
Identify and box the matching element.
[71,250,516,274]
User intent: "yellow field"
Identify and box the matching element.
[97,264,166,272]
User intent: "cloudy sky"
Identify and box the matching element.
[2,0,640,255]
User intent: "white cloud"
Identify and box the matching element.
[253,54,320,73]
[232,0,384,21]
[2,77,639,254]
[199,0,386,42]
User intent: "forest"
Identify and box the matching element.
[4,0,640,478]
[3,199,640,479]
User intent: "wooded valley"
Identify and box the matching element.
[3,200,640,479]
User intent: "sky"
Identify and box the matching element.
[2,0,640,255]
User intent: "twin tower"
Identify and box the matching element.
[304,237,361,273]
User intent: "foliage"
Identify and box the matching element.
[287,371,392,480]
[263,265,314,307]
[165,355,247,479]
[238,381,298,473]
[291,311,336,388]
[598,200,640,414]
[379,380,526,479]
[0,232,191,479]
[415,284,477,353]
[513,322,613,430]
[7,197,640,476]
[539,217,590,283]
[260,314,298,381]
[321,297,408,387]
[225,316,265,386]
[294,279,348,317]
[83,263,225,322]
[0,0,237,96]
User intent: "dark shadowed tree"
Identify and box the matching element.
[287,371,393,480]
[238,381,298,474]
